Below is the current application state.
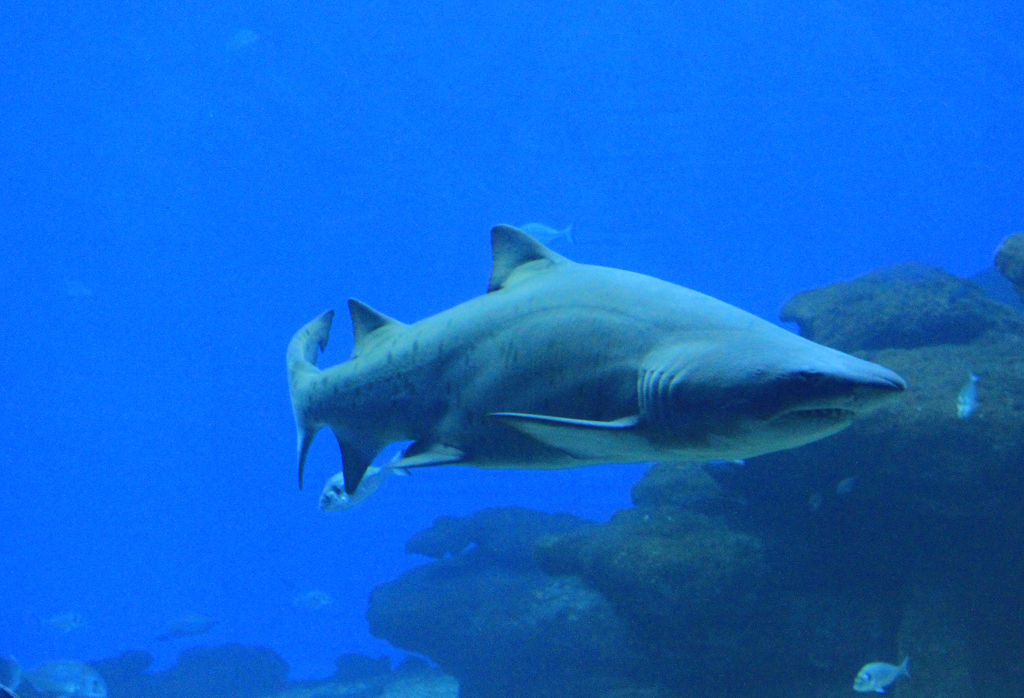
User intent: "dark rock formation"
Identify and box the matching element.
[82,645,288,698]
[369,508,661,697]
[780,262,1024,351]
[405,506,591,564]
[995,233,1024,301]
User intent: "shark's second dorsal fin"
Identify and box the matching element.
[488,225,568,292]
[348,298,405,357]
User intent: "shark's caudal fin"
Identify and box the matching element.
[287,310,334,489]
[287,305,408,493]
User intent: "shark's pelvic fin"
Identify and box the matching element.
[348,299,406,358]
[488,225,568,292]
[489,412,643,459]
[391,442,466,469]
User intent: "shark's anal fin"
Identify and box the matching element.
[488,412,643,459]
[339,438,375,496]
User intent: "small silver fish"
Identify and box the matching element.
[956,371,979,418]
[836,475,859,496]
[516,221,575,245]
[292,589,334,609]
[807,492,824,512]
[43,611,85,633]
[320,450,409,511]
[22,661,107,698]
[853,656,909,693]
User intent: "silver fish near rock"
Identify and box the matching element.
[19,661,107,698]
[320,466,384,511]
[854,656,910,693]
[292,589,334,609]
[836,475,859,495]
[288,226,906,500]
[807,491,824,512]
[43,611,85,633]
[517,221,575,245]
[956,370,978,418]
[319,449,409,511]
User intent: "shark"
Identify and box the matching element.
[288,225,906,498]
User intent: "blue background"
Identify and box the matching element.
[1,1,1021,680]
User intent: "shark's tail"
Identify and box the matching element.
[287,310,335,489]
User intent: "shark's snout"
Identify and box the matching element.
[772,359,906,424]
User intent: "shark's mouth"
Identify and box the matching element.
[772,407,857,424]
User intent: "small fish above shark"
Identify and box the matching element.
[516,221,575,245]
[288,225,906,501]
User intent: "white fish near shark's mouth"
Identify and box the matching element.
[288,225,905,502]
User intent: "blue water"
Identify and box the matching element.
[1,1,1021,682]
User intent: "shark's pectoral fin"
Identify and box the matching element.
[391,442,466,469]
[489,412,648,459]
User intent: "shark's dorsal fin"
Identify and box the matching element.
[488,225,568,292]
[348,298,405,357]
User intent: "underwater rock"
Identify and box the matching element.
[995,233,1024,301]
[630,462,750,516]
[369,507,658,698]
[330,653,391,683]
[153,644,288,697]
[536,506,765,630]
[89,651,155,695]
[405,506,592,564]
[780,263,1024,352]
[268,655,458,698]
[78,645,289,698]
[895,578,975,698]
[368,561,645,697]
[535,505,775,693]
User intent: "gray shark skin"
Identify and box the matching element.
[288,225,905,496]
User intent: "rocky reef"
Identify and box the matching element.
[32,645,454,698]
[367,260,1024,697]
[995,233,1024,301]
